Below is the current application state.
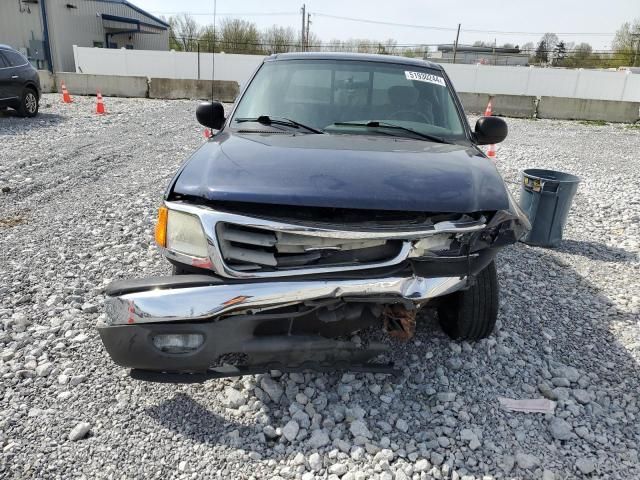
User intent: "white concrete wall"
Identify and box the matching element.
[74,46,264,87]
[73,47,640,102]
[441,64,640,102]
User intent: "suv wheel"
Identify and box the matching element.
[437,261,498,340]
[18,88,39,117]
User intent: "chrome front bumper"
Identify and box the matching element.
[99,273,467,374]
[103,274,467,326]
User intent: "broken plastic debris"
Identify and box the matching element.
[498,397,557,414]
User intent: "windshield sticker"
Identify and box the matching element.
[405,71,446,87]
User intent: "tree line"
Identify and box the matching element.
[165,14,640,69]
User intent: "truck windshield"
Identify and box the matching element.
[232,59,466,141]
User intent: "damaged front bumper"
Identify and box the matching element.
[98,274,466,376]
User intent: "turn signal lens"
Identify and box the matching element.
[155,206,168,247]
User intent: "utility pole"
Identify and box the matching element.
[300,4,306,52]
[306,12,312,51]
[632,31,640,67]
[452,23,461,64]
[493,38,497,65]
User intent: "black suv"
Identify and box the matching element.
[0,44,41,117]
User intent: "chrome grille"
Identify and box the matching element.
[217,223,403,272]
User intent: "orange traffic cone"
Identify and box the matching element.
[95,91,106,115]
[61,82,72,103]
[484,98,496,161]
[484,99,493,116]
[486,142,497,162]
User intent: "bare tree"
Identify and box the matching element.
[261,25,297,54]
[325,39,345,52]
[306,31,322,51]
[534,32,559,64]
[520,42,535,55]
[379,38,398,55]
[169,13,201,52]
[218,18,262,54]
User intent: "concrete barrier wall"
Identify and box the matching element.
[35,72,640,123]
[458,92,537,118]
[55,73,148,97]
[148,78,239,102]
[537,97,640,123]
[38,70,56,93]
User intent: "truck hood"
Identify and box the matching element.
[169,131,510,213]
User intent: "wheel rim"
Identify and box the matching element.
[25,93,37,113]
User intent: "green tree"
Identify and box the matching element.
[534,40,547,63]
[612,18,640,67]
[218,18,262,54]
[563,42,593,68]
[552,41,567,65]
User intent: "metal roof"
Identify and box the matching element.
[268,52,442,70]
[101,13,167,34]
[95,0,169,28]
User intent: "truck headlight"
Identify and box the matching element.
[155,207,209,258]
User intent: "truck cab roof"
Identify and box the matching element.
[267,51,443,70]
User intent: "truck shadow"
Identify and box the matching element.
[144,239,639,475]
[552,238,637,262]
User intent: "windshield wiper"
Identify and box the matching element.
[330,121,449,144]
[235,115,324,134]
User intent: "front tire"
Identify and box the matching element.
[17,88,39,117]
[437,261,498,340]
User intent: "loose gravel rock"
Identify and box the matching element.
[1,96,639,479]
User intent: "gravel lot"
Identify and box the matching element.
[1,94,639,479]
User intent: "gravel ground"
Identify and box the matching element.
[1,94,639,479]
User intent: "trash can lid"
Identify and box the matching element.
[522,168,580,184]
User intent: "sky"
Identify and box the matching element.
[133,0,638,50]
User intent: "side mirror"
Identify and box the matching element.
[196,101,225,130]
[474,116,508,145]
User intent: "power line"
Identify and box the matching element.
[151,11,298,17]
[312,12,616,37]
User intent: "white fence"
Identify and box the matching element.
[73,46,640,102]
[73,46,263,86]
[441,63,640,102]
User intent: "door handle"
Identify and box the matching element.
[11,75,19,79]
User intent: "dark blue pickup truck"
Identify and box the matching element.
[99,53,529,380]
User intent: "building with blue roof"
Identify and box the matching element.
[0,0,169,72]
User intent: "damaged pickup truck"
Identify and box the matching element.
[99,53,529,380]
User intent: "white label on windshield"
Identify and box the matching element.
[405,71,446,87]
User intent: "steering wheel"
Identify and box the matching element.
[388,110,431,123]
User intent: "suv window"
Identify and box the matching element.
[233,59,466,140]
[2,50,28,67]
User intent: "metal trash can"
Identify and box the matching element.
[519,168,580,247]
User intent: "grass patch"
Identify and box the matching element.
[624,123,640,130]
[579,120,607,126]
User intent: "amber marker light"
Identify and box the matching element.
[154,206,168,247]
